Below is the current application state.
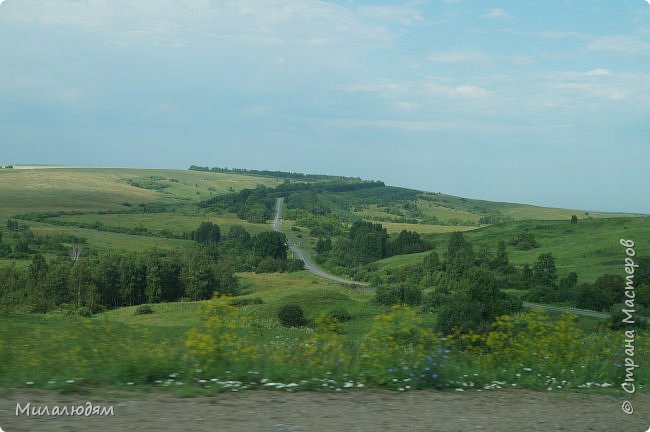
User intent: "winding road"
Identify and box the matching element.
[272,198,369,286]
[522,302,610,319]
[272,198,612,319]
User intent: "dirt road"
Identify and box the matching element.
[1,389,648,432]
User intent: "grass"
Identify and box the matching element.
[27,221,196,252]
[1,166,648,394]
[377,216,650,283]
[462,217,650,283]
[50,212,271,236]
[0,167,281,218]
[1,294,645,393]
[377,221,478,235]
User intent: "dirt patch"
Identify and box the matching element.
[0,389,648,431]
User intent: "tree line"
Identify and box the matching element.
[0,221,300,314]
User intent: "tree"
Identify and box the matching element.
[349,220,389,264]
[43,260,72,307]
[423,251,441,274]
[181,249,216,300]
[145,260,163,303]
[374,284,423,306]
[437,272,521,334]
[446,232,468,260]
[94,255,121,308]
[388,230,431,255]
[193,221,221,246]
[118,254,146,306]
[315,238,332,255]
[509,231,538,250]
[252,231,288,261]
[492,241,509,271]
[69,260,97,310]
[278,304,306,327]
[6,219,19,231]
[226,225,251,249]
[69,243,84,307]
[533,253,557,287]
[557,272,578,301]
[29,254,48,282]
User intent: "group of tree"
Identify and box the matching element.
[198,185,277,223]
[370,229,650,333]
[526,257,650,313]
[0,247,238,313]
[194,222,301,274]
[508,230,539,250]
[318,221,431,267]
[0,219,305,313]
[0,220,87,260]
[371,232,522,333]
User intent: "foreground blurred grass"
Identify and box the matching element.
[0,272,647,394]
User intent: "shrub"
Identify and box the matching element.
[231,297,264,306]
[287,258,305,273]
[278,304,306,327]
[375,284,422,306]
[77,307,92,317]
[359,304,439,386]
[255,257,287,273]
[186,295,258,373]
[135,304,154,315]
[327,308,352,322]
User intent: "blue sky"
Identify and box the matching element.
[1,0,649,213]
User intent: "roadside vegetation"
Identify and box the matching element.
[0,166,648,395]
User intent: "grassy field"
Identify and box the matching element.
[2,166,649,395]
[0,168,281,218]
[1,270,645,394]
[376,216,650,283]
[374,221,478,235]
[28,221,196,251]
[49,212,270,236]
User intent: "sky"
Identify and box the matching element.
[0,0,649,213]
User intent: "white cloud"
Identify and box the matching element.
[484,8,510,19]
[533,69,650,104]
[358,5,424,25]
[396,101,417,110]
[587,35,650,55]
[584,68,612,77]
[428,50,489,64]
[424,83,491,98]
[308,37,328,45]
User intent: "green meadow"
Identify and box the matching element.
[374,217,650,283]
[0,167,648,395]
[2,271,643,394]
[0,167,281,218]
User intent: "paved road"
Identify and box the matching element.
[272,198,613,317]
[522,302,610,319]
[272,198,368,286]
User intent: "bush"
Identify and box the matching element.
[135,304,154,315]
[287,258,305,272]
[77,307,92,317]
[327,308,352,322]
[255,257,287,273]
[278,304,306,327]
[375,284,422,306]
[231,297,264,306]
